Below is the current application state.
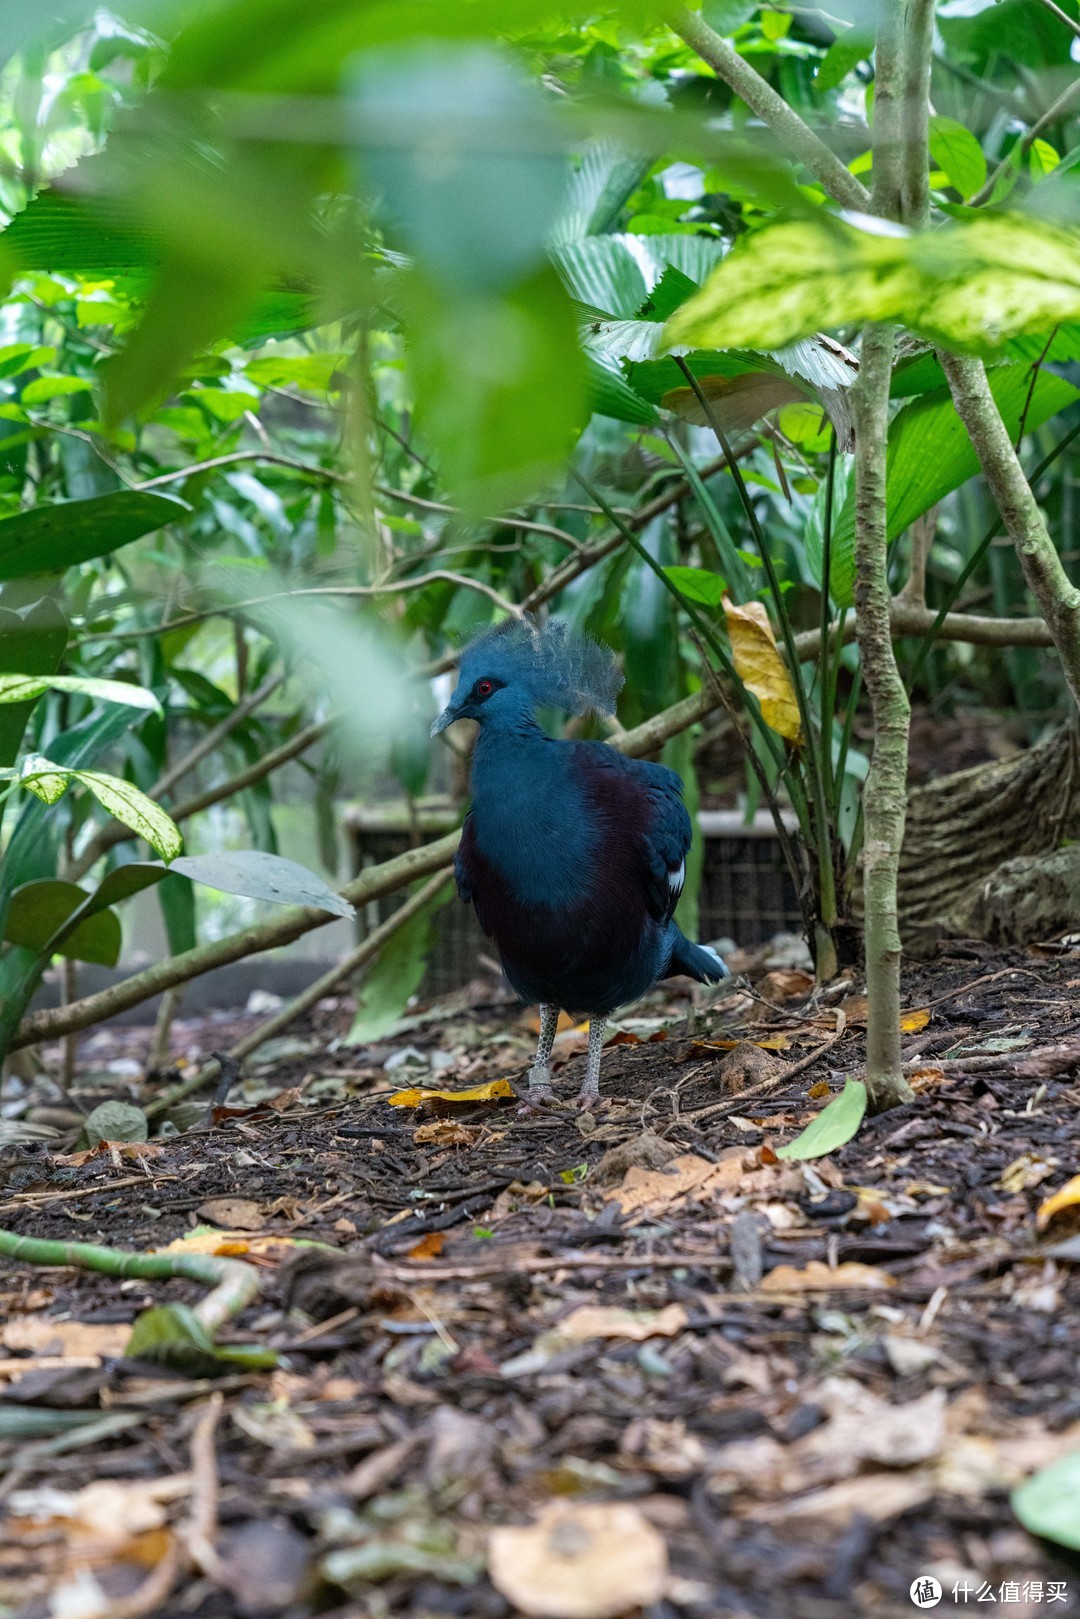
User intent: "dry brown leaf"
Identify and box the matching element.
[692,1035,792,1053]
[488,1500,668,1619]
[723,596,802,743]
[1,1318,129,1358]
[751,1473,933,1528]
[1036,1172,1080,1230]
[759,1260,895,1293]
[661,371,804,433]
[557,1304,688,1343]
[525,1010,578,1035]
[999,1153,1058,1193]
[197,1197,267,1231]
[807,1080,830,1099]
[413,1120,480,1146]
[908,1066,946,1092]
[606,1151,747,1217]
[387,1078,514,1108]
[8,1474,191,1547]
[54,1140,165,1167]
[758,969,815,1003]
[806,1380,946,1471]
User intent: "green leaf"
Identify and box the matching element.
[702,0,758,34]
[1012,1453,1080,1551]
[928,116,988,201]
[346,885,448,1044]
[3,880,121,966]
[126,1304,278,1375]
[19,755,71,806]
[815,30,874,91]
[351,44,565,295]
[663,213,1080,356]
[776,1078,867,1160]
[90,862,170,911]
[0,674,161,713]
[664,565,727,607]
[1030,137,1060,179]
[20,374,94,405]
[0,598,68,771]
[170,851,354,917]
[69,771,183,862]
[586,357,659,425]
[825,365,1079,605]
[553,236,649,319]
[83,1100,148,1146]
[245,352,346,391]
[408,263,585,513]
[0,491,188,582]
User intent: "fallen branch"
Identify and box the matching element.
[0,1230,258,1335]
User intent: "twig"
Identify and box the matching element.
[183,1393,224,1580]
[971,75,1080,207]
[373,1249,733,1283]
[666,3,870,212]
[134,450,350,490]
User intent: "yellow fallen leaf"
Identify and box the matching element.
[724,596,802,743]
[1036,1172,1080,1231]
[759,1260,895,1293]
[838,997,929,1033]
[999,1153,1057,1194]
[387,1078,514,1108]
[557,1304,688,1342]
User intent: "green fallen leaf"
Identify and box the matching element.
[776,1078,867,1160]
[83,1101,148,1147]
[126,1303,277,1374]
[1012,1453,1080,1551]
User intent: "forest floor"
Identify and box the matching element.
[1,937,1080,1619]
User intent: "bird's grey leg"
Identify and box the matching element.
[577,1016,607,1104]
[528,1003,560,1093]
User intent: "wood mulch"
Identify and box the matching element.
[1,941,1079,1618]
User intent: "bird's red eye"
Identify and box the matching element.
[476,679,494,698]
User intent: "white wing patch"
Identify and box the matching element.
[668,858,685,903]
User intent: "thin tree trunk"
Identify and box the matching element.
[852,0,915,1110]
[854,323,914,1109]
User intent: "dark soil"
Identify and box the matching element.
[2,941,1080,1619]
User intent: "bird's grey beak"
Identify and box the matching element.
[430,705,456,737]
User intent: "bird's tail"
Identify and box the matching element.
[666,927,730,984]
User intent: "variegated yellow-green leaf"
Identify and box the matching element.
[0,674,161,713]
[19,754,71,806]
[70,770,183,863]
[664,213,1080,356]
[723,597,802,743]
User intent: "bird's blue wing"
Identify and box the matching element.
[600,753,692,924]
[454,813,476,904]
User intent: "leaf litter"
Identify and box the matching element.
[1,944,1080,1613]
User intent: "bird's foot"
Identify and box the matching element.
[515,1067,562,1117]
[574,1087,612,1116]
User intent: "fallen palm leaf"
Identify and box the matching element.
[387,1078,514,1108]
[1036,1173,1080,1230]
[723,596,802,743]
[776,1077,866,1160]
